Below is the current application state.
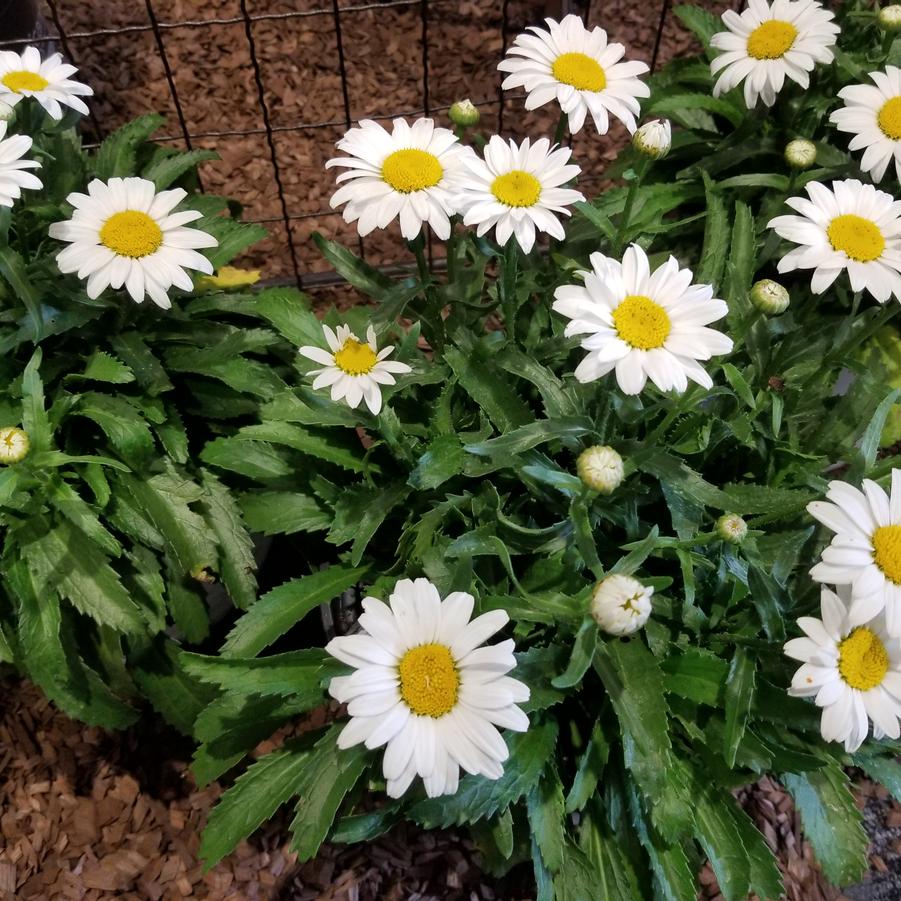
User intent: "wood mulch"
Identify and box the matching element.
[1,676,898,900]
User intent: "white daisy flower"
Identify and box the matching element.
[767,179,901,304]
[590,573,653,636]
[326,577,530,799]
[552,244,733,395]
[326,118,469,241]
[710,0,839,109]
[808,471,901,635]
[299,323,411,416]
[785,586,901,752]
[0,47,93,121]
[830,67,901,184]
[48,177,217,310]
[0,121,41,208]
[453,136,584,254]
[497,14,649,135]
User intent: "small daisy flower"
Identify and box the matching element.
[785,586,901,752]
[0,47,93,120]
[0,426,29,464]
[767,179,901,304]
[48,177,217,310]
[709,0,839,109]
[326,577,530,799]
[453,136,584,254]
[299,323,411,416]
[552,244,733,395]
[808,470,901,635]
[590,573,653,636]
[326,118,469,241]
[830,67,901,184]
[0,121,41,208]
[632,119,671,159]
[497,14,649,135]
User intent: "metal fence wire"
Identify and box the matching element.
[1,0,738,290]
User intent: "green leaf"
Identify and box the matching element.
[723,649,756,768]
[142,149,218,189]
[859,388,901,471]
[199,737,324,869]
[722,363,756,409]
[313,232,395,300]
[747,563,786,641]
[182,649,336,699]
[551,617,597,689]
[288,726,368,860]
[0,246,44,340]
[238,421,371,473]
[527,764,565,873]
[852,749,901,804]
[409,722,557,827]
[109,332,173,395]
[21,348,50,451]
[93,114,165,178]
[200,472,257,609]
[21,519,146,634]
[724,201,757,332]
[202,218,269,270]
[444,346,533,432]
[221,566,367,658]
[697,173,730,288]
[782,762,868,887]
[661,649,727,706]
[594,640,691,839]
[565,720,610,814]
[408,434,465,489]
[47,477,122,558]
[202,437,295,480]
[466,417,595,458]
[692,786,751,901]
[516,645,568,711]
[252,287,320,346]
[118,469,218,581]
[646,92,741,128]
[80,350,135,384]
[75,393,155,466]
[240,490,330,536]
[673,5,722,50]
[328,482,410,566]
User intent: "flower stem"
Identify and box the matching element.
[500,240,519,341]
[613,158,649,256]
[554,112,568,146]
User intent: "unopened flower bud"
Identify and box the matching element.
[576,445,624,495]
[784,139,817,170]
[590,573,653,636]
[632,119,671,160]
[750,279,790,315]
[716,513,748,544]
[449,99,480,128]
[0,99,13,122]
[0,426,29,464]
[879,5,901,33]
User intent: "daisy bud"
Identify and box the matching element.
[879,5,901,33]
[750,278,790,315]
[0,426,29,464]
[591,574,653,636]
[576,445,624,495]
[0,100,13,122]
[784,139,817,170]
[716,513,748,544]
[449,99,480,128]
[632,119,671,160]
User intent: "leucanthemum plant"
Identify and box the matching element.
[0,46,93,120]
[5,4,901,899]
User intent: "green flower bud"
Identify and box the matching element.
[784,138,817,170]
[632,119,671,159]
[449,99,480,128]
[879,5,901,33]
[576,445,624,495]
[716,513,748,544]
[750,279,790,315]
[0,426,29,464]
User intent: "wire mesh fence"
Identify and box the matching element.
[3,0,738,290]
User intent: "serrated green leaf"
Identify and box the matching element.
[93,114,165,178]
[80,350,135,384]
[239,490,330,535]
[142,149,218,189]
[528,764,565,873]
[723,649,756,768]
[551,617,597,689]
[408,434,465,489]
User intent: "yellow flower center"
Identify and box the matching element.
[873,524,901,584]
[491,170,542,208]
[612,294,671,350]
[826,214,885,262]
[551,51,607,91]
[1,70,49,93]
[878,96,901,141]
[838,627,889,691]
[381,148,443,193]
[398,643,459,717]
[746,20,798,59]
[334,337,378,375]
[99,210,163,258]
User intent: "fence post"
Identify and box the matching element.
[0,0,41,42]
